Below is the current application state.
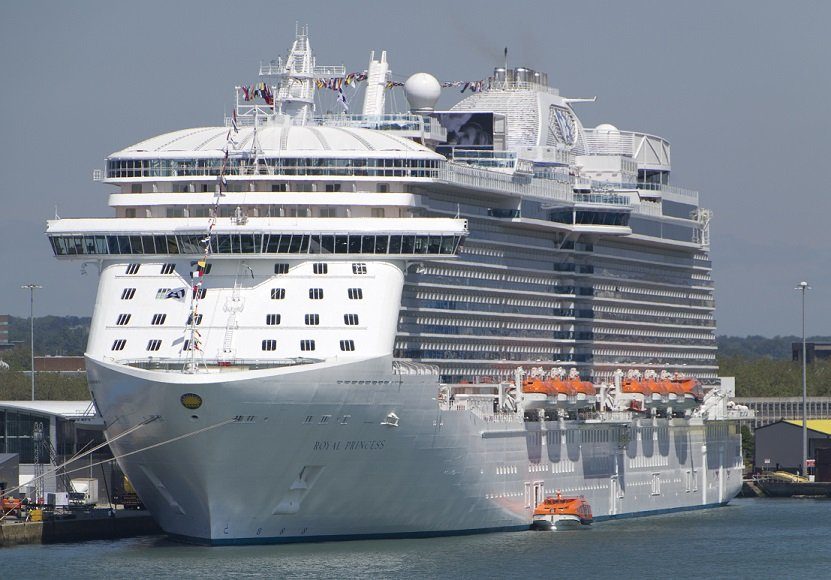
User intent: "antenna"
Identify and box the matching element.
[504,47,508,71]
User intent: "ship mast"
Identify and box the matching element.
[258,23,345,125]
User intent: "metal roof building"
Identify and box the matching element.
[0,400,107,499]
[754,419,831,474]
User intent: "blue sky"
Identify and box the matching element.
[1,0,828,336]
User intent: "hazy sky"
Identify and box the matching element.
[1,0,828,337]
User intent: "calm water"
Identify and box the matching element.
[5,498,831,579]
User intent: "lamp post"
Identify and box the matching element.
[21,283,42,401]
[795,281,811,479]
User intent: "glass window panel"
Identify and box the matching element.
[240,234,256,253]
[265,234,279,253]
[309,234,322,254]
[401,235,414,254]
[129,235,144,254]
[117,235,131,254]
[361,235,375,253]
[142,235,156,254]
[335,235,349,254]
[288,235,303,253]
[428,235,442,254]
[277,235,292,253]
[440,235,455,254]
[374,235,388,254]
[321,235,335,254]
[388,235,402,254]
[348,235,361,254]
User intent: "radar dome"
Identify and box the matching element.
[404,73,441,112]
[595,123,621,149]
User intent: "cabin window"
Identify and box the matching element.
[352,263,367,275]
[146,339,162,352]
[121,288,136,300]
[266,314,281,325]
[125,263,141,275]
[309,288,324,300]
[271,288,286,300]
[262,339,277,351]
[348,288,363,300]
[300,339,316,351]
[339,340,355,351]
[274,263,289,275]
[304,314,320,326]
[115,314,131,326]
[161,263,176,274]
[151,313,167,325]
[111,339,127,351]
[313,262,328,274]
[344,314,359,326]
[187,313,203,325]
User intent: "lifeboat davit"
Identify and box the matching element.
[531,492,593,530]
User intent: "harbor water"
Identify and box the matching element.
[4,498,831,579]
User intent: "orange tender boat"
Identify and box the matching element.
[531,492,593,530]
[672,376,704,401]
[522,378,575,397]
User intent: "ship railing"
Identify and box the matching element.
[635,182,699,202]
[438,162,573,202]
[313,113,427,131]
[487,79,560,95]
[631,201,663,216]
[392,361,439,375]
[573,192,631,206]
[119,357,321,372]
[581,129,672,169]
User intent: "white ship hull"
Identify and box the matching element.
[87,355,742,544]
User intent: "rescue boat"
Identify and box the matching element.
[531,492,593,530]
[520,367,596,411]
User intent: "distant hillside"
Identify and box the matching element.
[7,315,90,356]
[716,335,831,360]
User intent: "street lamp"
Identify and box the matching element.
[21,283,42,401]
[795,281,811,480]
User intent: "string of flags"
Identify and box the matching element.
[182,135,233,358]
[239,82,274,105]
[236,73,488,109]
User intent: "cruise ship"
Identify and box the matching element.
[47,27,750,544]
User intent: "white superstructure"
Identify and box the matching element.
[48,27,749,544]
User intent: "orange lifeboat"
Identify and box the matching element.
[621,378,649,396]
[568,380,596,397]
[553,379,576,397]
[522,377,553,396]
[531,492,593,530]
[672,375,704,402]
[643,378,668,396]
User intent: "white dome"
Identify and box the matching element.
[110,124,443,160]
[595,123,619,135]
[404,73,441,112]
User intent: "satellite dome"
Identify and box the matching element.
[404,73,441,112]
[595,123,621,150]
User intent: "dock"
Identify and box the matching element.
[0,509,161,547]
